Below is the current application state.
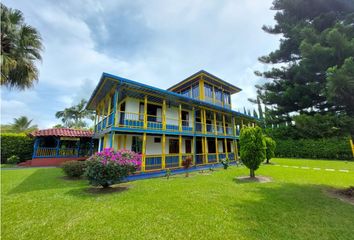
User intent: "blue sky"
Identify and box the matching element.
[1,0,279,128]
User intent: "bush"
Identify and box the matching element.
[265,137,276,164]
[220,158,230,169]
[240,126,266,177]
[61,161,86,178]
[85,148,141,188]
[0,133,34,163]
[274,137,353,160]
[7,155,20,164]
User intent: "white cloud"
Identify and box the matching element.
[1,0,279,128]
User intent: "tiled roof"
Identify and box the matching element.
[29,128,93,137]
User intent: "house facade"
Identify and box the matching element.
[86,70,257,172]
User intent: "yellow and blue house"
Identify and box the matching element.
[86,70,257,172]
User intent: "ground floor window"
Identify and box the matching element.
[131,136,142,153]
[185,139,191,153]
[169,139,179,153]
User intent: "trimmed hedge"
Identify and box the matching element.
[274,137,353,160]
[0,133,34,163]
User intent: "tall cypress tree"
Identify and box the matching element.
[254,0,354,121]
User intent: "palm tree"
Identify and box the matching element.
[11,116,38,133]
[55,99,95,128]
[1,3,43,90]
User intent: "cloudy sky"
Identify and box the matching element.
[1,0,280,128]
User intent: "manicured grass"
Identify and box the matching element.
[0,164,16,168]
[2,158,354,240]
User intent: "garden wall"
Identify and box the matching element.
[274,137,353,160]
[0,133,34,163]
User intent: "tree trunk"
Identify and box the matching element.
[266,158,269,164]
[250,169,255,178]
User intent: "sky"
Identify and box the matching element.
[1,0,280,128]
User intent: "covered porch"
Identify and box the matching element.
[28,128,95,166]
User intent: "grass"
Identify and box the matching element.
[1,158,354,240]
[1,164,16,168]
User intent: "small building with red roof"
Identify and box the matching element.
[21,128,96,166]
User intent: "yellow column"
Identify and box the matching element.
[213,112,217,135]
[106,95,112,126]
[199,76,205,101]
[215,137,219,162]
[204,137,208,163]
[212,85,215,104]
[232,117,236,136]
[203,109,207,133]
[162,99,166,130]
[223,115,226,136]
[179,135,182,167]
[201,137,205,163]
[124,135,127,149]
[192,107,195,132]
[144,95,148,129]
[179,104,182,132]
[142,133,147,171]
[224,138,228,159]
[234,139,239,161]
[162,134,166,169]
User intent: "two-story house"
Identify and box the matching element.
[86,70,257,172]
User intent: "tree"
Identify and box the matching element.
[239,126,266,177]
[326,57,354,115]
[1,3,43,90]
[253,109,259,118]
[55,99,94,128]
[264,137,276,164]
[11,116,38,133]
[254,0,354,119]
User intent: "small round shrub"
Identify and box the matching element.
[85,148,141,188]
[7,155,20,164]
[61,160,86,178]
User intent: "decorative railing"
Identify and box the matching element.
[165,154,179,168]
[34,147,92,158]
[207,153,218,163]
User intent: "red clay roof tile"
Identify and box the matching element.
[29,128,93,138]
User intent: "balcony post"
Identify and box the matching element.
[192,107,195,132]
[204,137,208,163]
[106,95,111,126]
[56,137,60,157]
[212,85,215,104]
[199,76,205,101]
[224,138,228,159]
[215,137,219,162]
[179,135,182,167]
[222,115,226,136]
[213,112,217,135]
[162,99,166,130]
[142,133,146,171]
[162,134,166,169]
[203,109,207,134]
[113,89,119,126]
[144,95,148,129]
[201,137,205,163]
[178,104,182,132]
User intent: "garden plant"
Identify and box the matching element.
[61,160,86,178]
[239,126,266,178]
[182,156,193,177]
[264,136,276,164]
[85,148,141,188]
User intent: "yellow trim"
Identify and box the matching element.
[178,104,182,131]
[213,112,218,135]
[162,134,166,169]
[215,138,219,162]
[199,76,205,100]
[204,137,208,163]
[203,109,207,134]
[143,95,148,129]
[162,100,166,130]
[224,138,228,159]
[142,133,146,171]
[179,135,182,167]
[192,107,195,132]
[201,137,205,164]
[234,139,239,161]
[223,115,226,136]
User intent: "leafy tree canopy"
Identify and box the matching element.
[255,0,354,121]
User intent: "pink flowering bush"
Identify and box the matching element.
[85,148,141,188]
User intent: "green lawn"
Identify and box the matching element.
[1,158,354,240]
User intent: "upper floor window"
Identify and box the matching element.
[223,92,231,105]
[214,88,222,102]
[204,83,213,99]
[181,88,191,97]
[192,84,199,98]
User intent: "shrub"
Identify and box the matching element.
[1,133,34,163]
[220,158,230,169]
[240,126,266,177]
[265,137,276,164]
[61,161,86,178]
[85,148,141,188]
[182,156,193,177]
[7,155,20,164]
[274,137,353,160]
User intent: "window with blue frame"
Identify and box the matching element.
[181,88,191,97]
[192,84,199,98]
[223,92,231,105]
[214,88,222,102]
[204,83,213,99]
